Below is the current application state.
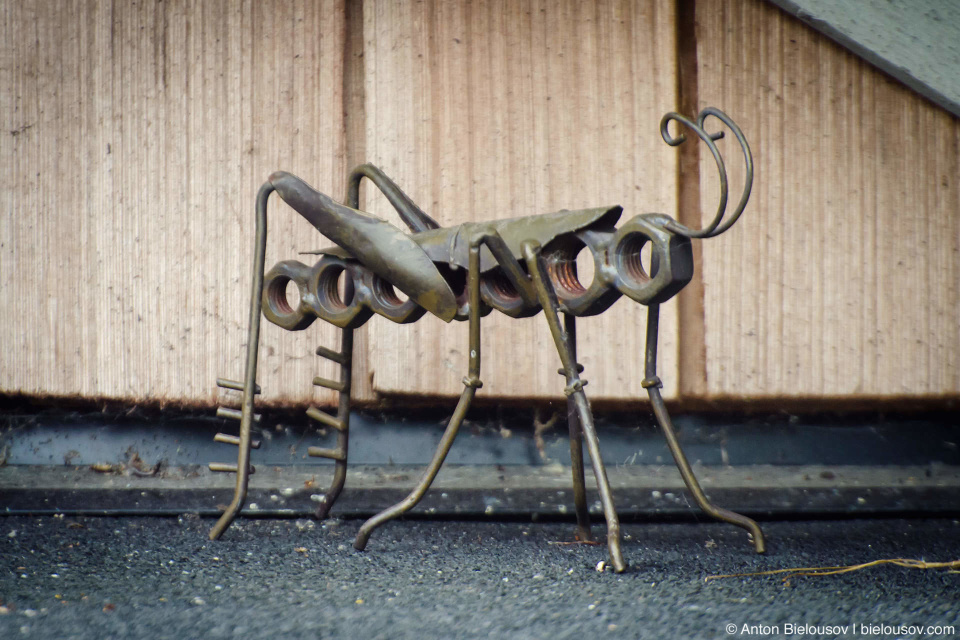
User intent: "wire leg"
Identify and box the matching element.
[522,241,626,573]
[209,182,272,541]
[563,313,592,542]
[353,242,484,551]
[643,305,766,553]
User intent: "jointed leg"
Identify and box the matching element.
[643,304,766,553]
[353,240,484,550]
[209,182,272,541]
[522,241,627,573]
[346,164,440,233]
[563,313,592,542]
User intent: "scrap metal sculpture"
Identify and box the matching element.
[209,107,765,573]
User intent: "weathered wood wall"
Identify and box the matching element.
[1,0,957,407]
[693,0,960,399]
[0,0,351,405]
[362,0,680,400]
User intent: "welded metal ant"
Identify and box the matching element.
[208,107,765,573]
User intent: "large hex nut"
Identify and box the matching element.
[609,214,694,305]
[541,230,622,317]
[364,271,428,325]
[479,267,540,319]
[303,256,373,329]
[262,260,316,331]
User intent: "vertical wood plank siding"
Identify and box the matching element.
[0,0,350,405]
[1,0,956,406]
[362,0,680,400]
[694,0,960,399]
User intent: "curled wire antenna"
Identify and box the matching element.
[659,107,754,239]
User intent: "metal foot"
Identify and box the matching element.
[523,241,627,573]
[643,304,766,553]
[353,240,484,551]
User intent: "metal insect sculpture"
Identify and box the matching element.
[208,107,764,573]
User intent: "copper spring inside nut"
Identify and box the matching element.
[319,265,353,310]
[373,276,407,307]
[268,276,298,315]
[485,269,520,301]
[545,237,590,296]
[617,233,654,283]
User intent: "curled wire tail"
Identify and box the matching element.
[659,107,753,239]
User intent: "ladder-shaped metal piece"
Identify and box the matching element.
[210,378,262,476]
[306,328,355,519]
[208,377,262,539]
[209,181,270,541]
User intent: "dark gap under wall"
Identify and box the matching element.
[1,403,958,518]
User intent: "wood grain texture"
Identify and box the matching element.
[0,0,354,406]
[362,0,680,401]
[694,0,960,399]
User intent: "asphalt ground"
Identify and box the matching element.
[1,516,958,639]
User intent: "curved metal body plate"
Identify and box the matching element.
[413,206,622,273]
[269,171,458,322]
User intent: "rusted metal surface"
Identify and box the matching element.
[210,108,761,572]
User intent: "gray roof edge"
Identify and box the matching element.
[767,0,960,119]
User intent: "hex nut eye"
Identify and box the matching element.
[305,257,373,330]
[541,232,621,317]
[614,232,658,286]
[611,215,694,306]
[316,263,354,311]
[367,274,428,325]
[480,267,540,319]
[263,261,315,331]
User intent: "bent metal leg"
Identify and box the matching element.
[523,240,627,573]
[643,304,766,553]
[353,241,485,550]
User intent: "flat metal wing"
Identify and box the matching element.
[269,171,458,322]
[413,206,623,272]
